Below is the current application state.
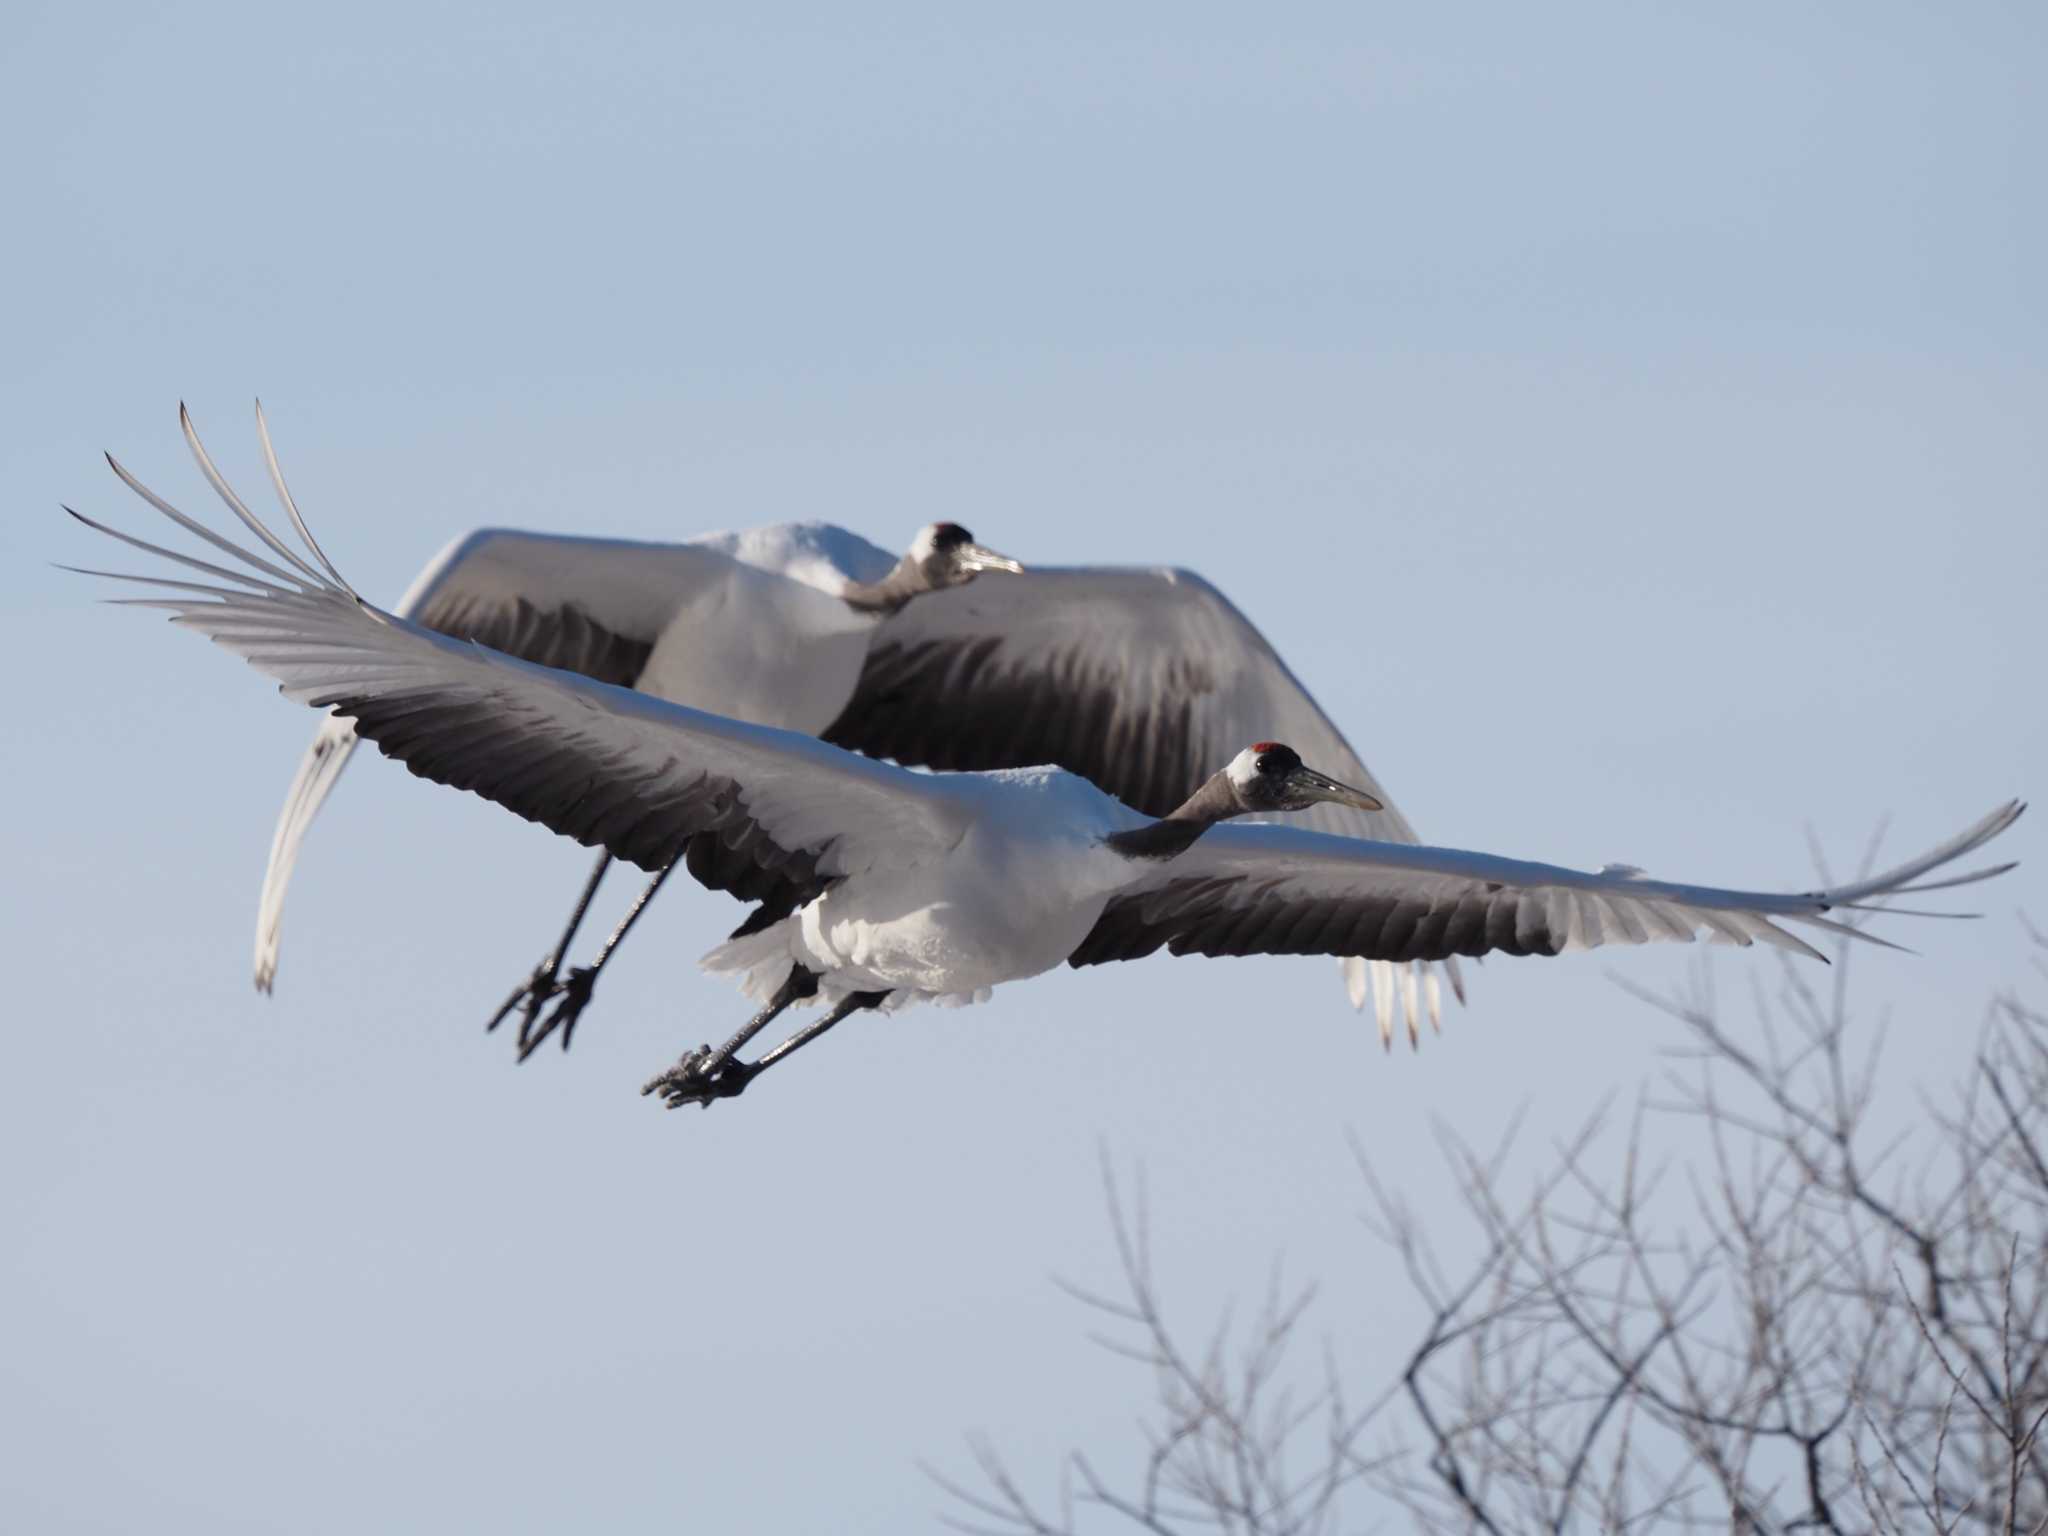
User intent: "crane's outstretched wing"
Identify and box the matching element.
[188,413,762,989]
[1069,810,2023,984]
[68,424,978,923]
[247,527,752,988]
[823,565,1460,1041]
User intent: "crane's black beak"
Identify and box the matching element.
[957,541,1024,575]
[1289,765,1384,813]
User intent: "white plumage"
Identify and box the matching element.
[703,765,1142,1008]
[66,410,2024,1110]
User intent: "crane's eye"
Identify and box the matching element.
[1249,742,1295,776]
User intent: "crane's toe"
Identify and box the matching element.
[640,1047,758,1110]
[487,956,566,1046]
[517,966,599,1061]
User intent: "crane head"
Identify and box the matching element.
[910,522,1025,589]
[1226,742,1384,815]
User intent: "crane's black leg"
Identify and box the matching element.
[486,851,611,1044]
[639,962,820,1092]
[517,860,680,1060]
[641,986,887,1110]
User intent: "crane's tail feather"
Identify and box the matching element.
[700,920,803,1003]
[254,715,361,993]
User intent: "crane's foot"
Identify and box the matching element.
[518,966,598,1061]
[640,1047,759,1110]
[486,957,564,1046]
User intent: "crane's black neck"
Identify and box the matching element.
[839,558,933,617]
[1103,773,1242,861]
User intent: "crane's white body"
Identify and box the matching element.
[634,568,871,735]
[709,765,1146,1007]
[581,524,885,733]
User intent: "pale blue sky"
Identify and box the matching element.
[3,4,2042,1530]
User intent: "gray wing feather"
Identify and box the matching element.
[1071,809,2023,973]
[827,568,1409,830]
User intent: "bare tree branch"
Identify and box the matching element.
[939,915,2048,1534]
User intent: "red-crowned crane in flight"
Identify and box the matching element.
[64,409,2023,1111]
